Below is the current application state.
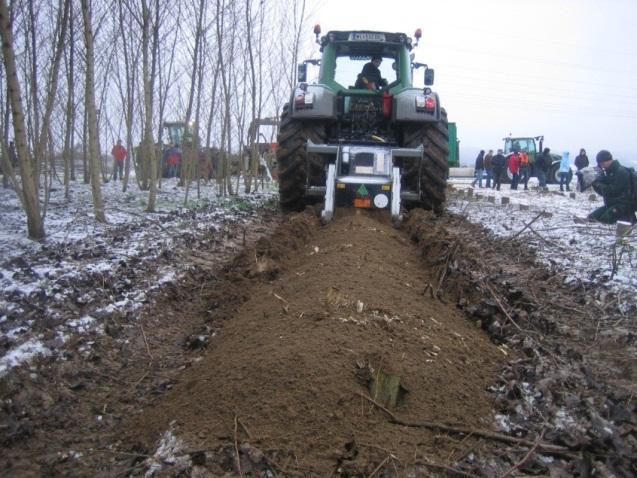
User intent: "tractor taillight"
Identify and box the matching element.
[294,90,314,109]
[415,95,435,112]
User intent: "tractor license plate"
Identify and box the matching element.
[354,198,372,208]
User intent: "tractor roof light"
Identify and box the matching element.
[414,28,422,46]
[314,24,321,44]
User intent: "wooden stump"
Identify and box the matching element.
[501,197,510,205]
[369,369,402,409]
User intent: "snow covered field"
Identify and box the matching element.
[0,178,277,376]
[447,177,636,311]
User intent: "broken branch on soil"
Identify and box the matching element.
[237,417,253,440]
[356,392,573,456]
[498,429,545,478]
[510,211,546,240]
[139,324,153,361]
[366,454,395,478]
[234,415,243,478]
[482,281,522,332]
[415,460,479,478]
[434,242,459,298]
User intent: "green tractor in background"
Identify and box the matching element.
[277,26,449,222]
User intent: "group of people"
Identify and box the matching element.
[471,148,542,191]
[111,139,185,180]
[471,147,577,192]
[470,146,636,225]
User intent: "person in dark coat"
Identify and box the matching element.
[355,56,387,90]
[471,150,485,188]
[535,147,551,189]
[491,149,506,191]
[484,149,494,188]
[588,150,636,224]
[574,148,589,191]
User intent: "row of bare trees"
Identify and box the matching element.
[0,0,312,240]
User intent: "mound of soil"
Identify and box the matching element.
[128,209,506,475]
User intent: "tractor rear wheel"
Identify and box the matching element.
[276,103,327,212]
[401,108,449,213]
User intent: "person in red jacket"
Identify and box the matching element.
[507,152,521,190]
[111,139,127,180]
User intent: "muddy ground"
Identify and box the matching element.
[1,195,636,477]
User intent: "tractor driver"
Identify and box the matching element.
[356,55,387,90]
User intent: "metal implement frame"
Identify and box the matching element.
[306,140,423,225]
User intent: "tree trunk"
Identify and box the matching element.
[0,0,45,239]
[142,0,157,212]
[63,0,75,199]
[81,0,106,222]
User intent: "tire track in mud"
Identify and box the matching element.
[126,209,507,476]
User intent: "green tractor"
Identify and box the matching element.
[503,135,571,184]
[276,26,449,223]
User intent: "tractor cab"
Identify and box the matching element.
[163,121,197,146]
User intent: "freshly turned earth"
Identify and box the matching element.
[130,208,504,475]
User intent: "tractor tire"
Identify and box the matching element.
[276,103,327,212]
[401,108,450,213]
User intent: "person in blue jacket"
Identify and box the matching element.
[559,151,571,192]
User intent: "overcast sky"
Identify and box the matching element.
[304,0,637,166]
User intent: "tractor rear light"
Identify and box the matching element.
[415,95,435,112]
[294,90,314,109]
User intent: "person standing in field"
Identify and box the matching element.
[508,151,520,190]
[111,139,127,181]
[574,148,589,191]
[471,150,485,188]
[559,151,571,192]
[535,147,551,190]
[518,150,530,190]
[484,149,494,188]
[492,149,506,191]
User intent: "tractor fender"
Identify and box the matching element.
[393,88,441,122]
[290,84,338,119]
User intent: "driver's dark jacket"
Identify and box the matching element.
[592,160,633,208]
[356,62,386,89]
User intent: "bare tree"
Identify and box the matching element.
[0,0,70,239]
[80,0,105,222]
[141,0,158,212]
[62,0,76,199]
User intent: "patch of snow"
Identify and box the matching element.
[0,338,50,376]
[494,414,511,433]
[67,315,97,333]
[554,407,577,430]
[144,423,190,477]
